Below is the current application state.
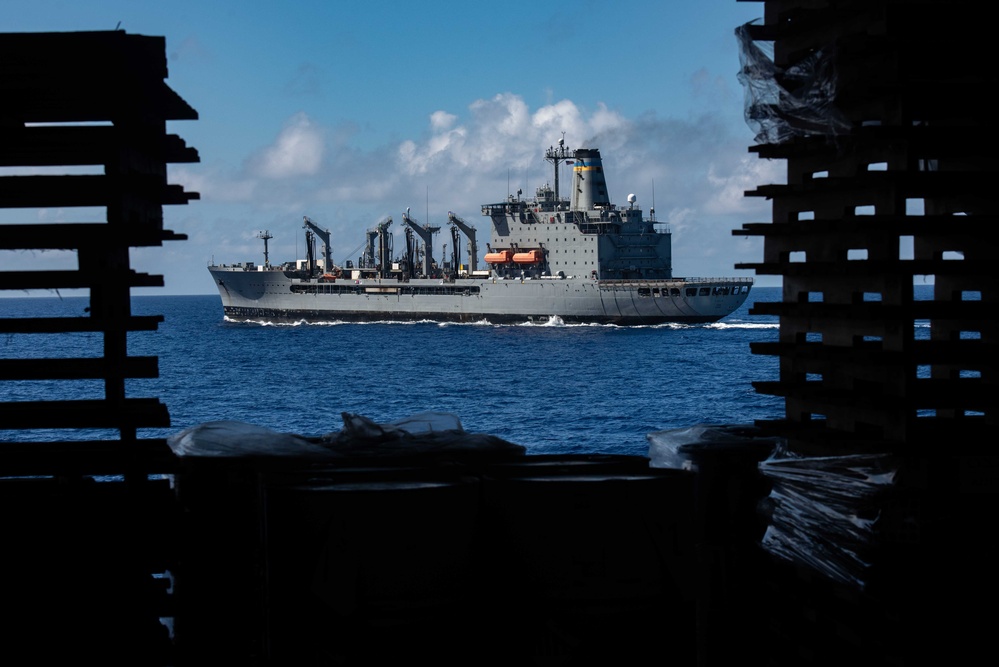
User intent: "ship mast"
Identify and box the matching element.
[256,230,272,267]
[544,132,572,201]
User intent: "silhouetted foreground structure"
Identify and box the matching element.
[737,0,992,453]
[1,30,196,663]
[0,30,196,463]
[3,4,994,663]
[733,0,995,664]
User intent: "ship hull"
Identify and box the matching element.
[209,267,751,325]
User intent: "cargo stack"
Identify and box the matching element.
[0,31,198,663]
[735,1,994,664]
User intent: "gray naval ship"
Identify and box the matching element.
[208,139,752,325]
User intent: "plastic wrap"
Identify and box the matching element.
[736,20,851,144]
[166,420,324,458]
[646,423,782,470]
[317,411,525,457]
[167,411,525,459]
[758,453,899,590]
[647,423,783,547]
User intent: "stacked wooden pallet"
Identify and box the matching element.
[736,0,994,453]
[0,30,197,473]
[0,31,197,664]
[734,2,994,664]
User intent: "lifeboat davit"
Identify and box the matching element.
[484,250,513,264]
[513,250,544,264]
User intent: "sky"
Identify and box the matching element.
[3,0,783,295]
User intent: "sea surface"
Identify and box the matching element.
[1,286,787,456]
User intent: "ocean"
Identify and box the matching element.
[1,286,785,456]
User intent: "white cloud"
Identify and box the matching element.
[587,103,630,147]
[172,163,259,203]
[185,93,767,227]
[666,207,697,230]
[248,112,325,179]
[429,110,457,131]
[471,93,531,139]
[704,156,783,216]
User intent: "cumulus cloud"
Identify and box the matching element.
[429,110,457,131]
[397,95,633,182]
[666,207,698,231]
[705,156,784,216]
[247,112,325,179]
[171,163,259,204]
[189,93,768,226]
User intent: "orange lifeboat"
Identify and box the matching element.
[484,250,513,264]
[513,250,544,264]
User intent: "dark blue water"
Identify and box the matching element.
[1,287,785,455]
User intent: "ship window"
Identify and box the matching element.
[671,288,680,296]
[686,288,697,297]
[698,287,710,296]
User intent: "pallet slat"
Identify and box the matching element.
[0,316,163,334]
[0,398,171,429]
[0,356,158,380]
[0,223,186,250]
[0,270,164,290]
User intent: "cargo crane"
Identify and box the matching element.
[302,216,333,272]
[447,211,478,274]
[401,208,440,277]
[304,228,316,274]
[363,228,379,269]
[375,216,393,278]
[362,216,391,268]
[447,227,460,277]
[355,216,395,278]
[403,226,416,278]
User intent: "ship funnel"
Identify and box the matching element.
[570,148,611,211]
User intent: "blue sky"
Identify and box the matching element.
[4,0,781,295]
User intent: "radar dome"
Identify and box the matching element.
[627,193,636,203]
